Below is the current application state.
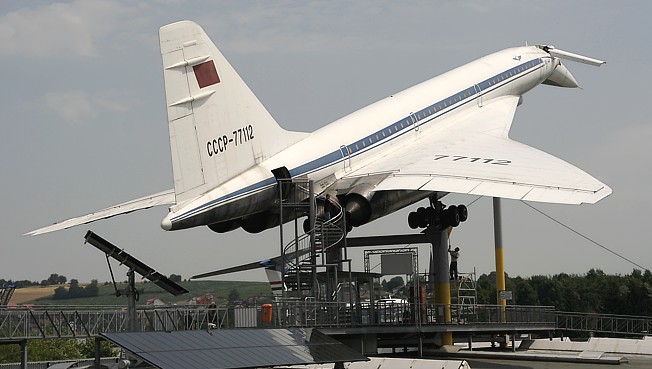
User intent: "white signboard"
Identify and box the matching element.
[499,290,513,301]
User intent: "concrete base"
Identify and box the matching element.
[521,337,652,355]
[423,345,461,354]
[283,357,470,369]
[336,334,378,356]
[437,349,627,365]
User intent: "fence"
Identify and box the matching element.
[0,302,556,340]
[0,305,223,340]
[0,358,120,369]
[277,300,555,328]
[556,311,652,336]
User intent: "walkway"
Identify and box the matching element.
[1,302,554,341]
[2,303,650,341]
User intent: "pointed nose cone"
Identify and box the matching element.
[543,62,580,88]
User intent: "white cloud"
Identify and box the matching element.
[93,90,137,114]
[199,2,466,55]
[0,0,132,58]
[45,89,137,122]
[45,90,96,121]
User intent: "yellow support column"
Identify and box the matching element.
[429,228,452,346]
[493,197,508,348]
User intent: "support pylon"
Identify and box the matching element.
[493,197,508,348]
[428,227,452,346]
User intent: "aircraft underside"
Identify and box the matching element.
[202,185,467,235]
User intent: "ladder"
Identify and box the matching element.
[451,269,477,322]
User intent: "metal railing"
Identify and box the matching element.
[283,198,345,271]
[556,311,652,336]
[13,303,652,340]
[276,300,555,328]
[0,302,556,340]
[0,305,224,340]
[0,358,120,369]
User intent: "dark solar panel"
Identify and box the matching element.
[84,231,188,296]
[102,328,367,369]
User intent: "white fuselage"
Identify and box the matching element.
[162,46,555,231]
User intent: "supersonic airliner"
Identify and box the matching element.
[28,20,610,236]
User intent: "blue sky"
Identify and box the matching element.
[2,1,650,284]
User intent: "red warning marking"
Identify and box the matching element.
[193,60,220,88]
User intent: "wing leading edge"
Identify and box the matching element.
[26,190,176,236]
[345,96,611,204]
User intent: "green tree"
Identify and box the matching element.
[622,270,652,315]
[78,338,116,358]
[46,274,58,285]
[476,272,496,304]
[47,273,62,285]
[0,343,20,363]
[470,269,652,315]
[0,339,84,363]
[27,339,83,361]
[384,276,405,292]
[513,277,538,305]
[51,279,99,300]
[68,279,82,298]
[83,280,100,298]
[53,285,67,300]
[228,288,240,302]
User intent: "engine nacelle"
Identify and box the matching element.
[207,219,240,233]
[240,211,280,233]
[344,184,375,227]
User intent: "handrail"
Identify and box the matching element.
[0,303,557,340]
[277,300,556,328]
[12,304,651,339]
[283,198,345,271]
[556,311,652,336]
[557,311,652,320]
[0,305,224,340]
[5,304,649,340]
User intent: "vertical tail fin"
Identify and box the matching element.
[159,21,306,204]
[264,267,286,298]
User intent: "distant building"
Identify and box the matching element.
[146,298,166,306]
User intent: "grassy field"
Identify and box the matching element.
[14,280,272,306]
[9,286,59,305]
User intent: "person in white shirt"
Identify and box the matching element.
[448,246,460,280]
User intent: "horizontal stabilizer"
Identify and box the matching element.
[26,189,175,236]
[192,252,298,296]
[192,248,311,279]
[191,260,275,279]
